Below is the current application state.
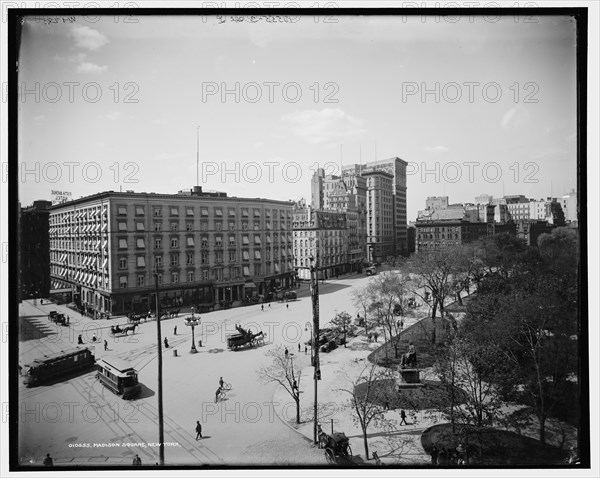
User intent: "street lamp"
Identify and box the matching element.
[305,322,313,366]
[185,307,200,354]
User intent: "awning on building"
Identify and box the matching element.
[244,282,256,288]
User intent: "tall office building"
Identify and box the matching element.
[339,157,409,259]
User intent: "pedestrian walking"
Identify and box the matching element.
[431,444,439,465]
[400,409,407,425]
[261,304,264,311]
[103,340,108,351]
[286,303,289,309]
[304,345,308,354]
[43,453,53,466]
[195,420,203,440]
[384,400,390,410]
[132,454,142,465]
[268,303,271,308]
[297,343,301,352]
[164,337,169,348]
[373,332,379,342]
[292,379,298,392]
[77,334,84,345]
[66,315,70,325]
[367,333,372,342]
[174,326,177,335]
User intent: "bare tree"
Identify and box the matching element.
[405,247,467,343]
[366,272,409,358]
[337,364,395,460]
[258,346,302,424]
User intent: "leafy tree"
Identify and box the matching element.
[352,285,372,335]
[330,311,354,347]
[463,237,579,446]
[549,202,566,227]
[258,346,303,424]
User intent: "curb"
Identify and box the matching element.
[271,377,319,448]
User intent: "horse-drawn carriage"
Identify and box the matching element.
[48,311,69,326]
[127,311,152,324]
[159,308,180,319]
[318,428,353,465]
[110,324,138,336]
[226,324,265,349]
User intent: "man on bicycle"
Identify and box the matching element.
[219,377,224,389]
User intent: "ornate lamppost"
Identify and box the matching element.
[185,307,200,354]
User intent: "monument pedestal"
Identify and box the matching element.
[397,368,425,390]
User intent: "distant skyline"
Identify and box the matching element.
[18,13,579,220]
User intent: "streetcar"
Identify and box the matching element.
[23,347,95,387]
[95,357,141,399]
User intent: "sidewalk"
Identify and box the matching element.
[271,316,433,466]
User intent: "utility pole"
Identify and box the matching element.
[154,273,165,465]
[310,242,320,445]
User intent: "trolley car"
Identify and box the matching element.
[23,347,95,387]
[95,357,141,399]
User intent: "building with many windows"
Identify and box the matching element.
[340,157,408,257]
[49,187,295,316]
[363,169,395,262]
[310,169,367,271]
[415,203,516,252]
[292,203,348,280]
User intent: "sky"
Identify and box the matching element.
[17,13,579,220]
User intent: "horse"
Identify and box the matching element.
[122,324,138,335]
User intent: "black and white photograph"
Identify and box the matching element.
[3,2,597,476]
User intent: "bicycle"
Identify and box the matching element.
[215,389,227,402]
[221,381,232,391]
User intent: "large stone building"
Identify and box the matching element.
[49,187,295,316]
[292,203,347,280]
[311,169,367,270]
[20,200,52,300]
[415,199,516,252]
[415,208,492,251]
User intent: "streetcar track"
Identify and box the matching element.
[19,304,225,465]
